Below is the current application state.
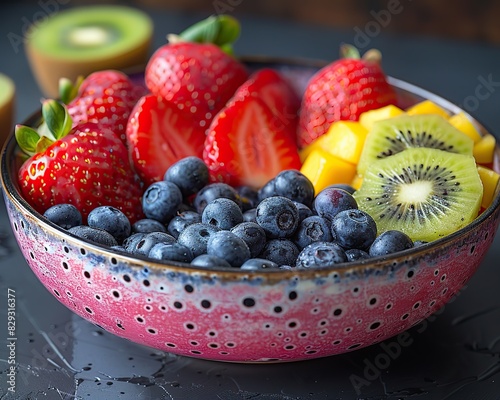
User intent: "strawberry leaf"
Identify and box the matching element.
[35,136,55,154]
[59,76,84,104]
[177,14,241,53]
[42,99,73,140]
[15,125,41,156]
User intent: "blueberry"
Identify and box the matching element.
[122,233,146,252]
[87,206,131,243]
[190,254,232,269]
[293,215,332,250]
[207,231,251,268]
[202,198,243,230]
[193,182,241,214]
[142,181,182,224]
[68,225,118,247]
[259,239,299,266]
[369,230,414,257]
[148,242,193,263]
[294,202,314,223]
[236,186,259,211]
[240,258,279,270]
[414,240,428,247]
[132,219,167,234]
[43,204,82,229]
[164,156,209,197]
[325,183,356,195]
[345,248,371,262]
[313,187,358,224]
[296,241,347,269]
[177,223,221,257]
[167,211,201,239]
[256,196,299,238]
[257,178,278,201]
[274,170,315,207]
[130,232,176,256]
[330,209,377,251]
[242,208,257,223]
[230,222,267,257]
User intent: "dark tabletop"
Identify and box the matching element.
[1,2,500,399]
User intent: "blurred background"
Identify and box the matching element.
[55,0,500,45]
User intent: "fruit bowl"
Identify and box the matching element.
[2,59,500,363]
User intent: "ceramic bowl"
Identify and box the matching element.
[2,59,500,363]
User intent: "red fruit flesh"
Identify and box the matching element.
[126,94,207,186]
[204,96,302,189]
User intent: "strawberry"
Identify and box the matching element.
[203,95,302,189]
[61,70,146,145]
[144,15,248,129]
[232,68,301,139]
[297,45,398,148]
[126,94,207,186]
[15,100,144,224]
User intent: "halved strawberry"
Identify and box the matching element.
[126,94,207,186]
[203,95,302,188]
[232,68,300,133]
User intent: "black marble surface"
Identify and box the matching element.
[1,2,500,399]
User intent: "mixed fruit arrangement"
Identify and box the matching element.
[14,15,499,270]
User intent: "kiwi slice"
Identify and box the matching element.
[25,5,153,97]
[354,147,483,242]
[357,114,474,175]
[0,73,15,146]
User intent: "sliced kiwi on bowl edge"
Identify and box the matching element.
[353,147,483,243]
[357,114,475,176]
[25,5,153,98]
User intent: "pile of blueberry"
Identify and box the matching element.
[43,156,418,270]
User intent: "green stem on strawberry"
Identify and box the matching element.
[339,44,382,64]
[58,75,84,104]
[15,99,73,156]
[167,14,241,55]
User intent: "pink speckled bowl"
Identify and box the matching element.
[2,59,500,363]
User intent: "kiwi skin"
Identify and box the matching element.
[25,5,153,98]
[357,114,475,176]
[354,147,483,243]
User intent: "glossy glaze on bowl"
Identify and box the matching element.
[2,61,500,362]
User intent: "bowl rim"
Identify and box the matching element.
[2,57,499,280]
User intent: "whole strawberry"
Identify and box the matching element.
[297,45,398,148]
[144,15,248,129]
[61,70,146,145]
[16,100,144,224]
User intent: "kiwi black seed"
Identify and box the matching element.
[357,114,474,175]
[354,147,483,242]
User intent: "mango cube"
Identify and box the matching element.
[449,112,482,143]
[359,105,405,131]
[473,133,496,164]
[477,165,500,209]
[300,148,357,194]
[406,100,450,119]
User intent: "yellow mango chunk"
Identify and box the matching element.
[299,121,368,165]
[448,112,482,143]
[351,174,363,190]
[324,121,368,165]
[359,105,405,130]
[477,165,500,209]
[406,100,450,119]
[300,148,357,194]
[473,133,496,164]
